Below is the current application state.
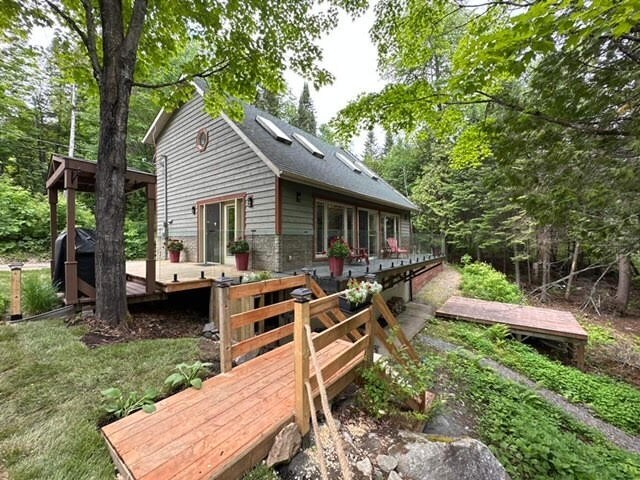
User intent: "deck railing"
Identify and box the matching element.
[292,288,375,435]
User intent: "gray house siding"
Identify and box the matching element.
[280,180,412,270]
[154,96,278,269]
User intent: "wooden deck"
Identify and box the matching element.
[436,296,588,366]
[102,339,360,480]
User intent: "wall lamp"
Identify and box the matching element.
[247,196,254,208]
[191,205,196,215]
[296,192,301,203]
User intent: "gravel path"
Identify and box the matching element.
[418,334,640,454]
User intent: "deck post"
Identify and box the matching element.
[292,287,312,436]
[48,189,58,279]
[145,183,156,295]
[217,276,233,373]
[8,263,23,320]
[64,168,78,305]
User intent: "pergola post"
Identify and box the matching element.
[145,183,157,294]
[64,169,78,305]
[49,189,58,280]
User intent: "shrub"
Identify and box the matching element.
[460,260,524,304]
[0,294,8,316]
[22,274,61,315]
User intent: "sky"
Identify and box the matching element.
[284,6,385,153]
[30,6,384,154]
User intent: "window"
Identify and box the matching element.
[255,115,293,144]
[383,213,399,242]
[358,209,379,255]
[315,200,354,255]
[335,152,362,173]
[293,133,324,158]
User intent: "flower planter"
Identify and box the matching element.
[169,250,181,263]
[339,295,371,313]
[328,257,345,277]
[234,252,250,271]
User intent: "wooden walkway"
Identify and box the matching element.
[102,339,359,480]
[436,296,588,367]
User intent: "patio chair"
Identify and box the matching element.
[348,246,369,265]
[386,238,409,259]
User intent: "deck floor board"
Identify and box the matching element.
[436,295,588,341]
[102,339,357,480]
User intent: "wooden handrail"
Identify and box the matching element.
[229,276,306,300]
[313,309,369,352]
[231,300,294,330]
[372,293,419,362]
[309,292,342,317]
[309,334,368,392]
[231,322,294,358]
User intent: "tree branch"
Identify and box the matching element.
[132,61,230,89]
[123,0,147,60]
[80,0,102,81]
[45,0,102,81]
[477,90,630,136]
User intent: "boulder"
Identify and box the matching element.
[266,423,302,467]
[356,457,373,477]
[396,436,510,480]
[388,471,403,480]
[376,454,398,473]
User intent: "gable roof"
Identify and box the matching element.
[143,86,418,211]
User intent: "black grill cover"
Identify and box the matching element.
[53,228,96,291]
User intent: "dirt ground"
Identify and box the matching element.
[78,301,207,348]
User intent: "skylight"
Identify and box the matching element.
[347,151,378,180]
[335,152,362,173]
[293,133,324,158]
[255,115,292,144]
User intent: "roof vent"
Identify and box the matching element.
[256,115,292,144]
[335,152,362,173]
[293,133,324,158]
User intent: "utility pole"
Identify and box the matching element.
[68,84,77,157]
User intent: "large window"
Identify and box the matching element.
[315,200,354,255]
[382,213,399,242]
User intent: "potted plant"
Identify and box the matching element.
[166,239,184,263]
[327,237,350,277]
[228,239,250,270]
[340,278,383,312]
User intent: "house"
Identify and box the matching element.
[142,85,418,272]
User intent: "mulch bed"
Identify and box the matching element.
[77,304,207,348]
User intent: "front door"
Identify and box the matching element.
[358,209,379,256]
[204,203,221,263]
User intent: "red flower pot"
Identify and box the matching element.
[169,250,180,263]
[235,252,250,271]
[329,257,344,277]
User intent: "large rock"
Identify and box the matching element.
[266,423,302,467]
[396,436,510,480]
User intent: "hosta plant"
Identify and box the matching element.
[101,387,157,418]
[164,361,213,391]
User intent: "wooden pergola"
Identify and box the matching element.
[46,155,157,305]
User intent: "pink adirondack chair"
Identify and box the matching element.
[386,238,409,259]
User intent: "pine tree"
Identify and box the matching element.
[254,87,281,116]
[363,129,378,162]
[294,82,317,134]
[383,130,394,156]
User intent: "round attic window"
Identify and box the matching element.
[196,128,209,152]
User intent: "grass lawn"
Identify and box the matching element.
[0,319,200,480]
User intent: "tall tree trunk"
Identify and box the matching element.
[539,226,552,302]
[94,0,147,326]
[615,253,631,316]
[565,241,580,300]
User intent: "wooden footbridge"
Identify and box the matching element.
[102,274,423,479]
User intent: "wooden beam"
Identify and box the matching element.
[313,309,368,352]
[145,183,156,294]
[231,300,294,330]
[64,168,78,305]
[372,293,419,362]
[45,161,66,189]
[294,297,310,436]
[231,322,294,358]
[309,336,367,391]
[309,293,341,317]
[48,189,58,279]
[218,284,232,373]
[229,276,306,300]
